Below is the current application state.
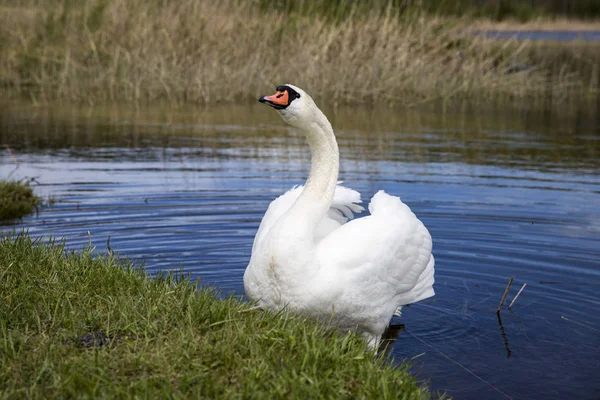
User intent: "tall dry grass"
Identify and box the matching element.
[0,0,598,106]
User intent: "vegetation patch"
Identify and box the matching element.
[0,234,429,399]
[0,180,41,221]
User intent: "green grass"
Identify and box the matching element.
[0,234,429,399]
[0,180,41,221]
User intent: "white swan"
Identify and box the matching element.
[244,84,435,348]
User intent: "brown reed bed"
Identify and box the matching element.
[0,0,598,107]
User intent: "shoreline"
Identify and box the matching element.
[0,233,428,398]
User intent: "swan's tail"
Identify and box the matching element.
[395,255,435,315]
[408,254,436,303]
[368,190,435,310]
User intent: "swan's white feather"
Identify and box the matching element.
[317,191,434,307]
[309,190,435,341]
[252,184,364,251]
[247,189,434,346]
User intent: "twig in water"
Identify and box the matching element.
[496,312,512,358]
[107,236,113,256]
[561,316,600,333]
[87,231,91,250]
[6,147,19,179]
[27,176,40,185]
[405,329,514,400]
[508,283,526,309]
[497,276,514,314]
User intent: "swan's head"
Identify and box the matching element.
[259,84,316,127]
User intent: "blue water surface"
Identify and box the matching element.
[481,30,600,41]
[1,103,599,400]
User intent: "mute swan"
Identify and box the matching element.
[244,84,435,348]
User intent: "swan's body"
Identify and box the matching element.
[244,85,435,348]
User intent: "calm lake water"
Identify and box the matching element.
[1,101,599,400]
[482,30,600,42]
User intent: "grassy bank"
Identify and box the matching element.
[0,0,598,107]
[0,180,40,221]
[0,234,428,399]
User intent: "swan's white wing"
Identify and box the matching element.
[315,190,435,319]
[252,184,364,252]
[252,186,303,253]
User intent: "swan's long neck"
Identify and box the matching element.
[290,107,339,226]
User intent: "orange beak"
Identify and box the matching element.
[259,90,289,109]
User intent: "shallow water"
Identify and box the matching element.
[482,30,600,42]
[1,102,599,399]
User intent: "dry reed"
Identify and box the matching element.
[497,276,514,314]
[0,0,598,106]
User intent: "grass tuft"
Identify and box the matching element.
[0,180,41,221]
[0,233,429,399]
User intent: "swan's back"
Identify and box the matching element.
[311,191,435,338]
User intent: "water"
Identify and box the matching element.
[481,30,600,42]
[1,102,599,399]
